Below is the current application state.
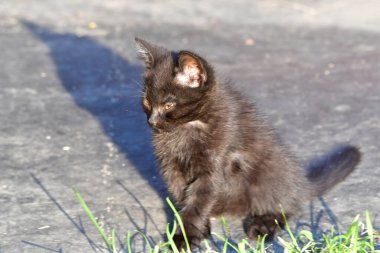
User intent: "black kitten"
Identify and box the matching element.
[135,38,361,249]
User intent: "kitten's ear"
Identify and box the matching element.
[175,51,207,88]
[135,37,166,69]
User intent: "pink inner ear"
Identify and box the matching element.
[175,64,202,88]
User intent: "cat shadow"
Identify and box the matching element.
[23,21,169,206]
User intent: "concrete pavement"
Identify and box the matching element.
[0,1,379,252]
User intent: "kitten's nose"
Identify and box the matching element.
[148,111,160,127]
[148,117,158,127]
[148,110,162,128]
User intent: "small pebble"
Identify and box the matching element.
[88,22,97,29]
[334,104,351,112]
[38,226,50,230]
[244,38,255,46]
[62,146,71,151]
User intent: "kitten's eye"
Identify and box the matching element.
[143,98,151,110]
[164,102,175,110]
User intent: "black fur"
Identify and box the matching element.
[135,38,361,250]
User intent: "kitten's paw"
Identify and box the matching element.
[243,213,286,242]
[173,233,201,251]
[245,220,276,241]
[171,219,211,251]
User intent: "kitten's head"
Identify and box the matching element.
[135,38,216,132]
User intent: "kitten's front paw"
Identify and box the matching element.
[173,233,202,251]
[172,219,210,251]
[245,221,276,241]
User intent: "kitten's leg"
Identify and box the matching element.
[165,168,187,202]
[243,213,289,241]
[173,176,214,250]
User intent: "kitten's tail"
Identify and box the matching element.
[306,145,361,197]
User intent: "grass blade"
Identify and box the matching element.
[73,188,112,249]
[111,229,117,253]
[260,235,267,253]
[365,210,375,252]
[166,197,191,252]
[212,232,239,252]
[137,230,153,252]
[279,208,301,252]
[166,221,180,253]
[126,231,132,253]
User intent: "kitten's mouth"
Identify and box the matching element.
[150,124,173,132]
[148,118,175,132]
[153,127,172,133]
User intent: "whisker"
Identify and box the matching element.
[131,79,143,88]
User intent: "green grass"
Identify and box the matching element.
[73,188,379,253]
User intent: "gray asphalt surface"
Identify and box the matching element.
[0,1,379,252]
